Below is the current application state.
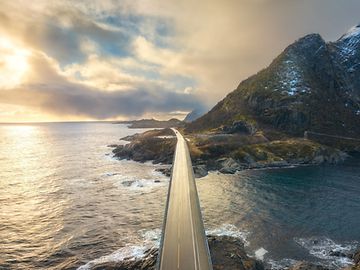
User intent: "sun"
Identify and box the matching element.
[0,36,31,89]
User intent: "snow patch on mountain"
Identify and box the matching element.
[278,58,310,96]
[340,25,360,41]
[336,25,360,66]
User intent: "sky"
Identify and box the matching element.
[0,0,359,122]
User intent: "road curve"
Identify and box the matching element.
[157,129,213,270]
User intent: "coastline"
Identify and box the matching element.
[78,229,360,270]
[104,127,360,270]
[110,128,349,178]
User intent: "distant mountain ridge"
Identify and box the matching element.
[183,107,207,123]
[186,25,360,137]
[117,118,183,128]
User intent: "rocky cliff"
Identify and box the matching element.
[186,25,360,138]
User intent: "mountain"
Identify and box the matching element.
[117,118,183,128]
[186,25,360,138]
[183,107,207,123]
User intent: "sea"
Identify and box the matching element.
[0,122,359,270]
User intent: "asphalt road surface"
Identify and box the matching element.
[158,129,213,270]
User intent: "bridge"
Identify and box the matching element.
[157,129,213,270]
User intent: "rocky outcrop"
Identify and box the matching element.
[218,157,244,174]
[222,120,258,135]
[343,249,360,270]
[83,235,264,270]
[155,164,208,178]
[208,235,264,270]
[112,137,175,164]
[353,249,360,265]
[112,129,176,164]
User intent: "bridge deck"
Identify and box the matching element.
[157,129,212,270]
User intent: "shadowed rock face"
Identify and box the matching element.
[186,26,360,138]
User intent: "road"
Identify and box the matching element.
[157,129,213,270]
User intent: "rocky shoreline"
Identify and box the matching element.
[82,235,360,270]
[110,128,349,178]
[106,129,360,270]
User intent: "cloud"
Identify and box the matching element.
[1,0,360,121]
[0,52,201,119]
[118,0,360,103]
[0,3,133,66]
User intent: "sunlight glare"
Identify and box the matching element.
[0,36,31,89]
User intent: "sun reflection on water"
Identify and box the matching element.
[0,124,66,269]
[0,123,171,269]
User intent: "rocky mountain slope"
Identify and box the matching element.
[186,25,360,138]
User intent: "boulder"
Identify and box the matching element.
[155,167,171,177]
[193,165,208,178]
[353,249,360,264]
[217,158,242,174]
[222,120,257,135]
[289,262,329,270]
[208,235,264,270]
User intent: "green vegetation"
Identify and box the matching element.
[231,140,326,163]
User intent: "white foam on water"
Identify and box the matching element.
[255,247,268,260]
[103,153,120,162]
[77,245,150,270]
[120,178,152,188]
[206,224,250,246]
[109,172,168,191]
[77,229,161,270]
[294,236,358,268]
[139,228,162,247]
[151,168,170,179]
[103,172,119,177]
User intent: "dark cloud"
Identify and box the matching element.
[27,9,132,66]
[0,84,201,118]
[0,53,202,118]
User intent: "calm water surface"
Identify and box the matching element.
[0,122,359,269]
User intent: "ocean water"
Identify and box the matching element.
[0,122,359,269]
